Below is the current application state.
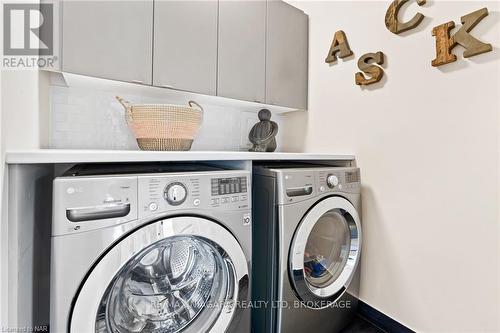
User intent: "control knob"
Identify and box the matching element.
[164,182,187,205]
[326,175,339,188]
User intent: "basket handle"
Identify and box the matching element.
[116,96,133,122]
[116,96,131,110]
[188,100,203,112]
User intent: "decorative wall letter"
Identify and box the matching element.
[385,0,426,34]
[431,22,456,66]
[325,30,353,64]
[431,8,492,67]
[355,52,385,86]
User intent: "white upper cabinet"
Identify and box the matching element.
[60,0,308,110]
[62,1,153,84]
[217,0,266,103]
[153,0,218,95]
[266,0,308,109]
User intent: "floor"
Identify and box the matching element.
[340,315,386,333]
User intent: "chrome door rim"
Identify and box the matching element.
[71,216,248,332]
[290,196,361,305]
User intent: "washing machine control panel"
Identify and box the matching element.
[138,170,250,219]
[53,170,250,236]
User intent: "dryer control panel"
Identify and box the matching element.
[317,168,360,193]
[271,167,361,205]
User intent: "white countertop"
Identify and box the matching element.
[5,149,355,164]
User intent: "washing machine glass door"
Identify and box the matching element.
[290,196,361,307]
[70,216,249,333]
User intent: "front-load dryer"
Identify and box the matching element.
[50,164,252,332]
[252,165,362,333]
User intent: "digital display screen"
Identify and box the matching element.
[346,171,359,183]
[211,177,247,196]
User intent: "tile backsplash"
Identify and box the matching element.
[49,78,283,151]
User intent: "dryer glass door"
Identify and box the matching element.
[70,217,249,333]
[290,197,361,307]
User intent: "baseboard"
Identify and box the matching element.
[358,301,415,333]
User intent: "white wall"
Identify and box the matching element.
[0,69,43,326]
[0,2,5,324]
[0,68,4,327]
[0,2,5,322]
[283,1,500,332]
[47,74,284,151]
[1,71,42,150]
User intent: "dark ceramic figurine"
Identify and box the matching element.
[248,109,278,152]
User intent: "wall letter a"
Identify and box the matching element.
[325,30,353,64]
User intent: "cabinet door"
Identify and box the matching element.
[62,1,153,84]
[218,0,266,103]
[266,0,308,109]
[153,0,218,95]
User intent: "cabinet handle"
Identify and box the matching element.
[160,84,174,89]
[131,80,145,85]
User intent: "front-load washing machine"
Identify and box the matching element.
[252,164,362,333]
[50,164,252,332]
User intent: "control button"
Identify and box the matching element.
[243,214,251,225]
[164,182,188,205]
[148,202,158,212]
[327,175,339,188]
[240,195,248,201]
[319,186,326,192]
[221,197,230,204]
[231,196,239,202]
[211,198,220,205]
[193,199,200,206]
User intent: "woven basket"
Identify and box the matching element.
[116,96,203,151]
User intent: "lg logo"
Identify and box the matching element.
[3,3,53,56]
